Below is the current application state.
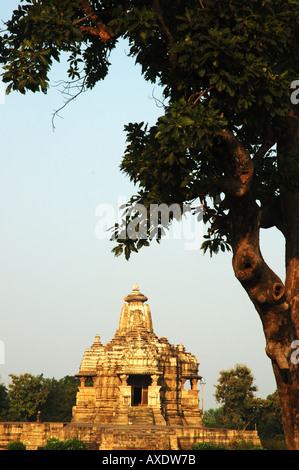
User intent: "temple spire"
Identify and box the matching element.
[119,284,153,333]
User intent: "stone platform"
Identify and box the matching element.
[0,421,261,450]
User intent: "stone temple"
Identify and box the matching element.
[72,284,204,427]
[0,284,261,450]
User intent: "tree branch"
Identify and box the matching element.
[151,0,178,70]
[51,75,87,130]
[260,197,284,233]
[253,121,277,162]
[214,130,254,197]
[79,0,112,42]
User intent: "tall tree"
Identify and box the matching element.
[1,0,299,448]
[41,376,80,422]
[257,390,284,438]
[0,380,9,420]
[7,373,49,421]
[214,364,259,430]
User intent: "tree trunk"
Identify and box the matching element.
[276,113,299,449]
[278,113,299,337]
[229,194,299,450]
[217,126,299,449]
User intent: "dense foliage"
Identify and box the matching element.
[0,374,79,422]
[1,1,299,257]
[6,440,27,450]
[202,365,284,440]
[192,439,263,450]
[192,441,228,450]
[40,375,80,422]
[42,437,88,450]
[214,364,259,430]
[202,408,285,450]
[6,373,49,421]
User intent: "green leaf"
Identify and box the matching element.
[180,116,194,126]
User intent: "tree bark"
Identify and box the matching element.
[217,128,299,449]
[278,113,299,337]
[277,113,299,449]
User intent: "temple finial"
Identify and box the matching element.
[124,283,148,303]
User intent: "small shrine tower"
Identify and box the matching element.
[72,284,203,426]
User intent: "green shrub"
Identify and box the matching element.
[6,440,26,450]
[260,435,286,450]
[44,437,65,450]
[192,442,228,450]
[192,439,264,451]
[63,438,88,450]
[44,437,88,450]
[228,438,263,450]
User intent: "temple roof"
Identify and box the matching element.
[77,284,201,380]
[124,283,148,303]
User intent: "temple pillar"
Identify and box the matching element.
[113,374,132,424]
[181,377,203,426]
[118,374,132,406]
[72,376,97,423]
[191,378,198,390]
[148,375,166,426]
[79,377,87,388]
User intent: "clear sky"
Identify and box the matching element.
[0,1,285,411]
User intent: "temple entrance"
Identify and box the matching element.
[128,375,151,406]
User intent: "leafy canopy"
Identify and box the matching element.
[214,364,259,430]
[1,0,299,257]
[7,373,49,421]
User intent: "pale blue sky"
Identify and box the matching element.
[0,1,285,410]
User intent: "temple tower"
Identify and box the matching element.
[72,284,203,427]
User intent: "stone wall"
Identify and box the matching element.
[0,422,67,450]
[0,422,261,450]
[174,426,261,449]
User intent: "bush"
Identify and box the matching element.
[43,437,88,450]
[192,439,264,451]
[63,438,88,450]
[192,442,228,450]
[228,438,263,450]
[260,435,286,450]
[44,437,65,450]
[6,440,26,450]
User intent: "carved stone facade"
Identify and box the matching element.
[72,284,203,427]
